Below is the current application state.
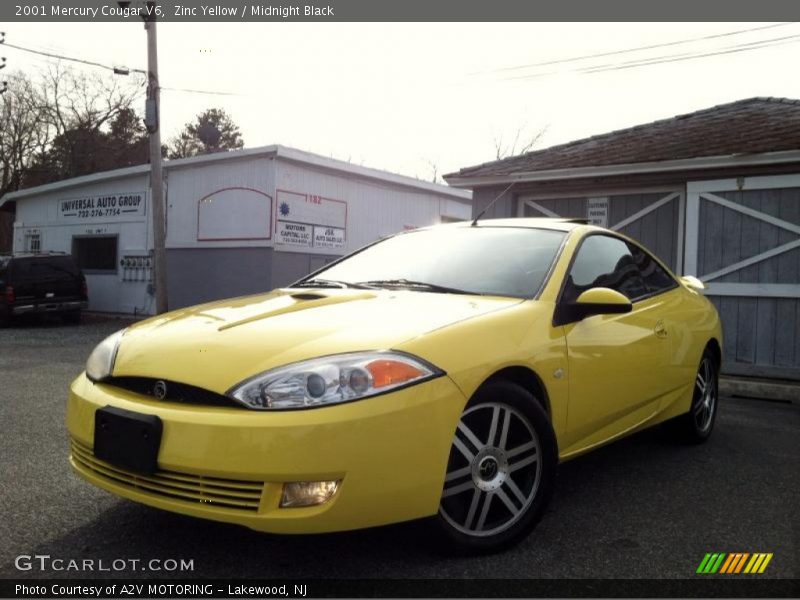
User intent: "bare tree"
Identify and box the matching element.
[0,66,146,248]
[33,64,143,177]
[493,125,548,160]
[0,71,48,198]
[423,158,440,183]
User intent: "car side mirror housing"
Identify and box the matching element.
[574,287,632,318]
[554,287,634,325]
[680,275,706,291]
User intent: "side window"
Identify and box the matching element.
[627,243,676,295]
[565,235,647,302]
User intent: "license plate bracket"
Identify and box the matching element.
[94,406,162,475]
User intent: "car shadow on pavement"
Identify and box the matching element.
[15,401,798,579]
[21,499,437,579]
[16,424,686,579]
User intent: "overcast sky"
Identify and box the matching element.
[6,22,800,181]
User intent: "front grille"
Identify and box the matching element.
[70,438,263,512]
[102,376,235,408]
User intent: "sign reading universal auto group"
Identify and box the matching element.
[275,190,347,253]
[58,192,147,223]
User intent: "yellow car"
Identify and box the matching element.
[67,218,722,552]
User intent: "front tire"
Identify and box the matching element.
[434,380,556,554]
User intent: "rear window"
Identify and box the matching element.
[10,256,82,280]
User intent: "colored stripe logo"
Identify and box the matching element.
[697,552,773,574]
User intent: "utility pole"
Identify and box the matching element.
[1,33,7,96]
[118,1,168,312]
[143,7,168,313]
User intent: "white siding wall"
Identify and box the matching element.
[9,151,472,314]
[274,159,471,255]
[165,156,275,249]
[13,174,153,314]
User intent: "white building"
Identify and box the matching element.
[0,145,471,315]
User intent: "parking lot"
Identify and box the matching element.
[0,316,797,581]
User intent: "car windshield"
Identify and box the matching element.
[299,226,566,298]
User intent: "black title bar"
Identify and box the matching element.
[3,0,800,22]
[2,578,800,598]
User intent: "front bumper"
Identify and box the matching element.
[13,300,87,315]
[67,372,466,533]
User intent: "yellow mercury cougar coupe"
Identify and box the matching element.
[68,218,722,552]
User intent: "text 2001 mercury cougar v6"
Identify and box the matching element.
[67,218,721,552]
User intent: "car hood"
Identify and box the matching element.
[112,288,521,393]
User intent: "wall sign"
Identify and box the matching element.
[313,226,346,249]
[275,189,347,252]
[59,192,146,223]
[276,221,312,247]
[587,197,609,227]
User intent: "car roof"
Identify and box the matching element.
[427,217,591,232]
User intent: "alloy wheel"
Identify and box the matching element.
[693,357,717,433]
[439,402,542,537]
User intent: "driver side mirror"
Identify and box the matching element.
[573,287,632,319]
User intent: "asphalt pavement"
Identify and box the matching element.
[0,315,797,580]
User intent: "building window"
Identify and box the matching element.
[72,235,118,273]
[24,232,41,253]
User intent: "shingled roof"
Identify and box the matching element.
[445,97,800,181]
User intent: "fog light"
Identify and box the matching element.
[280,480,341,508]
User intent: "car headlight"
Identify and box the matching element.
[227,351,443,410]
[86,329,126,382]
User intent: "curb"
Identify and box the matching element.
[719,376,799,403]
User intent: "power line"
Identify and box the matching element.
[581,33,800,75]
[161,86,241,96]
[2,41,146,74]
[484,22,796,75]
[4,39,242,96]
[501,32,800,81]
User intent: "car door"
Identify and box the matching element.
[556,233,671,453]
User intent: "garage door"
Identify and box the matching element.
[685,174,800,380]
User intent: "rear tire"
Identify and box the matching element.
[672,349,718,444]
[433,380,557,554]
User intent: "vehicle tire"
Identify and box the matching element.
[672,348,719,444]
[62,310,82,325]
[434,380,557,554]
[0,311,9,328]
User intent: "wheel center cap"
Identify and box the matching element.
[471,447,509,491]
[478,456,498,480]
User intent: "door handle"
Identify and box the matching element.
[654,320,668,338]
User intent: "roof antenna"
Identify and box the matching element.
[471,182,516,226]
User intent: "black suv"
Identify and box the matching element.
[0,253,88,326]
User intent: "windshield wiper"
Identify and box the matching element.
[357,279,474,295]
[293,278,373,290]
